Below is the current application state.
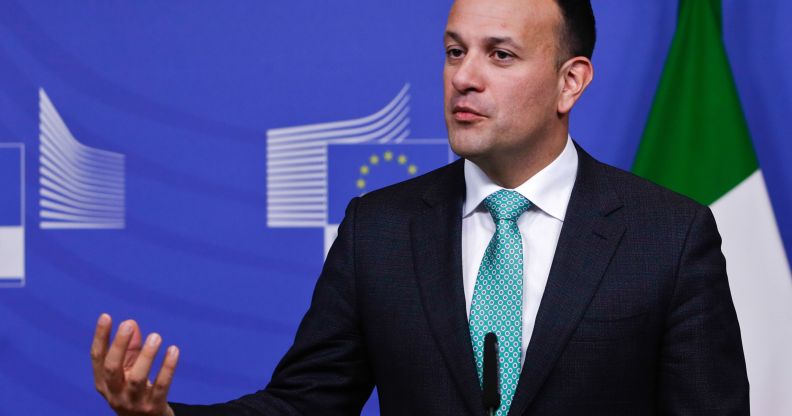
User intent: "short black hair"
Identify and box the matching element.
[554,0,596,62]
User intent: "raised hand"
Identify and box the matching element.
[91,314,180,416]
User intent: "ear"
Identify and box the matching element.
[557,56,594,115]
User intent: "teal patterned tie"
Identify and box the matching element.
[469,189,532,416]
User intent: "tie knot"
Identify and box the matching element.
[483,189,532,222]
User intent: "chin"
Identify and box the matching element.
[448,133,490,160]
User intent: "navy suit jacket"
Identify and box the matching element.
[172,144,749,415]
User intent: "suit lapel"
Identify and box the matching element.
[508,146,626,416]
[411,160,484,416]
[411,148,626,416]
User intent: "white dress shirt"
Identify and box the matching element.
[462,136,578,364]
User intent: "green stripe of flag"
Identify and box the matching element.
[632,0,758,205]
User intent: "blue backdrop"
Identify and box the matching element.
[0,1,789,415]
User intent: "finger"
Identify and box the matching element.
[126,333,161,399]
[91,314,112,390]
[150,345,179,404]
[123,323,144,370]
[104,320,137,393]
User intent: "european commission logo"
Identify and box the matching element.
[38,89,126,229]
[265,84,454,256]
[0,89,127,287]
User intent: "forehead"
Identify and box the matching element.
[446,0,561,42]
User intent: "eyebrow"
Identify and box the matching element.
[444,30,521,50]
[444,30,464,44]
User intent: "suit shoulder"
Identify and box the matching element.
[592,159,706,217]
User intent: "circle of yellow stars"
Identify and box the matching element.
[357,150,418,191]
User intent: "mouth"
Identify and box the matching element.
[452,105,487,122]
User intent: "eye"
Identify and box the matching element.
[446,47,465,59]
[492,50,514,61]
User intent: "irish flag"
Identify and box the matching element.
[633,0,792,414]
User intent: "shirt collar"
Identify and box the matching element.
[462,135,579,221]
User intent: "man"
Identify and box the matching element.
[91,0,750,415]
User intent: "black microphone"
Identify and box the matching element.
[482,332,500,415]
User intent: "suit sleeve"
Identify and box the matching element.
[656,205,750,415]
[170,197,374,415]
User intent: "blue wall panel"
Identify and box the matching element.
[0,1,788,414]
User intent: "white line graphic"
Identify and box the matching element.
[266,84,411,228]
[38,89,126,229]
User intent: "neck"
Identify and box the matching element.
[472,131,568,189]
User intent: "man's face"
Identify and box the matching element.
[444,0,565,162]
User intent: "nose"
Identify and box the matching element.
[450,53,485,94]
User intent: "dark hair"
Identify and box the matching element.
[555,0,596,62]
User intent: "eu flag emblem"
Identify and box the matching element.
[327,142,450,224]
[0,144,24,283]
[0,147,22,226]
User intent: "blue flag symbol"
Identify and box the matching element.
[327,142,450,224]
[0,147,22,226]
